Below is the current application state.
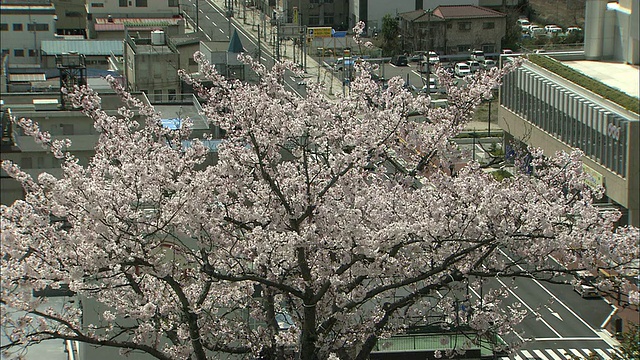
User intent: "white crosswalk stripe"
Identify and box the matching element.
[544,349,565,360]
[504,347,617,359]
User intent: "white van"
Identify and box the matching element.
[454,62,471,77]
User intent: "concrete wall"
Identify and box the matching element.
[0,5,58,65]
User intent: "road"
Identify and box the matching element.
[468,249,619,359]
[182,0,311,97]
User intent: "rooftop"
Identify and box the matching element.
[561,60,639,99]
[41,40,124,56]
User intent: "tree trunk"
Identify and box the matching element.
[300,302,318,360]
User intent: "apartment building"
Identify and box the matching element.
[0,0,58,66]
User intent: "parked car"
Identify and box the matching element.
[454,62,471,77]
[529,25,545,38]
[501,49,513,54]
[481,59,496,70]
[391,54,408,66]
[466,60,481,73]
[471,50,485,61]
[545,25,563,36]
[566,26,583,33]
[516,18,530,28]
[573,270,600,298]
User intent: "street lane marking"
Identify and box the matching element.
[520,350,535,359]
[569,349,583,358]
[205,15,210,20]
[497,249,599,335]
[594,348,611,359]
[219,28,224,33]
[533,349,549,359]
[495,276,563,338]
[534,337,602,341]
[544,349,564,360]
[544,305,563,321]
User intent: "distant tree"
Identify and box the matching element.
[613,323,640,360]
[381,14,399,55]
[1,24,638,360]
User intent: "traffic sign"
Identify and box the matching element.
[308,27,332,38]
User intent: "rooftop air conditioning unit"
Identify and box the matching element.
[33,99,59,111]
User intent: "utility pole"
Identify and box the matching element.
[195,0,199,32]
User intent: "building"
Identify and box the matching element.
[88,16,185,40]
[51,0,87,37]
[498,0,639,227]
[399,5,506,55]
[85,0,180,20]
[124,30,181,100]
[584,0,639,65]
[275,0,349,30]
[0,0,58,66]
[41,39,123,69]
[498,56,639,226]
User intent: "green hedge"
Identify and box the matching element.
[528,55,639,114]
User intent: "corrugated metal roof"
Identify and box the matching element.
[433,5,505,19]
[41,40,123,56]
[8,73,46,82]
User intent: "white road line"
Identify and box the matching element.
[219,28,224,33]
[534,337,602,341]
[544,349,564,360]
[533,349,550,359]
[521,350,535,359]
[205,15,210,20]
[569,349,583,358]
[513,355,524,360]
[495,276,563,338]
[594,348,611,359]
[497,249,599,335]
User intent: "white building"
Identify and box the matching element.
[584,0,639,64]
[85,0,180,19]
[0,1,58,66]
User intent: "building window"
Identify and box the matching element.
[457,45,470,53]
[27,23,49,31]
[14,49,25,57]
[168,89,176,101]
[483,22,495,30]
[1,49,9,56]
[447,23,452,29]
[28,49,38,57]
[119,0,128,6]
[310,0,319,3]
[168,0,179,6]
[458,22,471,31]
[91,2,104,7]
[309,15,320,26]
[13,23,23,31]
[136,0,148,7]
[65,11,82,17]
[323,15,334,25]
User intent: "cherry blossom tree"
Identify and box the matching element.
[1,31,638,359]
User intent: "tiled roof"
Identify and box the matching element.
[41,40,124,56]
[433,5,505,19]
